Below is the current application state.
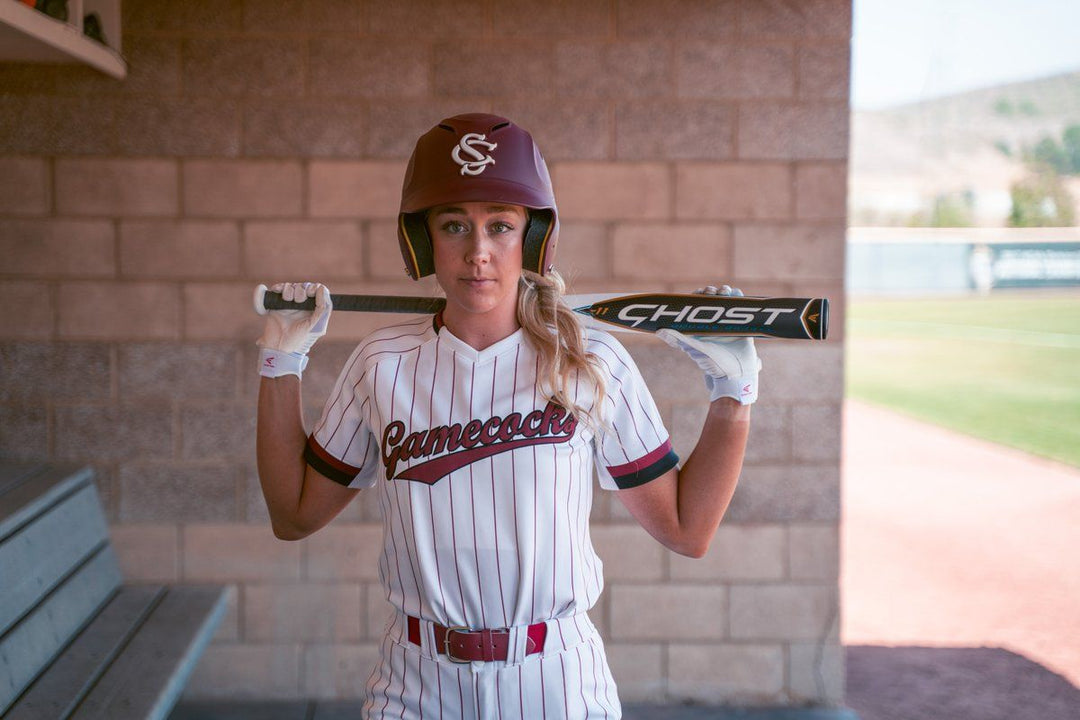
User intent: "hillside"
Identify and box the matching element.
[850,71,1080,226]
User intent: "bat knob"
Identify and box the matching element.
[253,284,269,315]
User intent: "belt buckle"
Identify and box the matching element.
[443,626,473,664]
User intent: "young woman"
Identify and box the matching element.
[255,114,757,719]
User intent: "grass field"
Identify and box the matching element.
[845,292,1080,468]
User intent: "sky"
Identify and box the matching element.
[852,0,1080,110]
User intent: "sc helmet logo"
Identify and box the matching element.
[452,133,498,176]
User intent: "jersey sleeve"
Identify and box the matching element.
[304,348,381,489]
[589,333,679,491]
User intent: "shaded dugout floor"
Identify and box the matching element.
[842,400,1080,720]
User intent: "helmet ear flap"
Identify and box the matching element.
[522,209,557,275]
[399,212,435,279]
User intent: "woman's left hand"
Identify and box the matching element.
[655,285,761,405]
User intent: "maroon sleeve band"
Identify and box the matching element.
[606,440,679,490]
[304,436,362,487]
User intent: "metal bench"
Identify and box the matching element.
[0,461,228,719]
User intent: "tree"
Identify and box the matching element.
[1007,169,1075,227]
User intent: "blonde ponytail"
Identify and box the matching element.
[517,269,607,430]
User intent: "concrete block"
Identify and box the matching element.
[54,402,172,461]
[184,524,302,582]
[670,524,786,581]
[494,100,612,161]
[183,38,305,97]
[367,221,410,279]
[243,100,366,158]
[788,523,840,581]
[668,643,784,702]
[616,102,735,160]
[310,39,427,97]
[365,583,394,640]
[0,63,57,95]
[554,41,669,98]
[244,583,363,641]
[305,524,384,580]
[738,102,849,160]
[492,0,610,36]
[365,101,484,159]
[119,342,238,400]
[605,643,664,702]
[0,96,113,155]
[676,163,791,220]
[0,282,54,339]
[591,525,665,581]
[365,0,484,35]
[742,402,793,464]
[798,44,851,100]
[802,0,853,37]
[58,282,180,340]
[795,162,848,220]
[212,584,240,642]
[789,639,845,704]
[617,0,739,38]
[758,344,844,402]
[183,643,300,700]
[109,524,179,582]
[741,0,851,38]
[725,464,840,523]
[554,163,671,220]
[292,340,365,406]
[126,0,243,32]
[553,222,610,281]
[612,223,730,280]
[0,402,48,459]
[118,463,237,523]
[119,220,240,279]
[55,159,178,216]
[729,584,837,640]
[115,97,241,157]
[792,402,842,462]
[0,341,110,400]
[303,643,381,699]
[182,282,264,341]
[609,585,726,640]
[733,223,844,280]
[244,221,363,279]
[678,42,795,99]
[309,162,406,219]
[668,401,709,460]
[434,41,553,97]
[181,403,256,460]
[96,36,181,96]
[243,0,360,32]
[0,157,49,214]
[183,160,303,218]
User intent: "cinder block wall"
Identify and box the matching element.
[0,0,849,705]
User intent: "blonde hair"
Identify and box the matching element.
[517,269,607,430]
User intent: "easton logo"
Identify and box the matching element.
[381,401,576,485]
[451,132,498,176]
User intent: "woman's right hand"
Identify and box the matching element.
[256,282,333,378]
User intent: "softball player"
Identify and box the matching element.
[255,114,757,719]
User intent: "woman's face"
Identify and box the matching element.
[428,201,527,322]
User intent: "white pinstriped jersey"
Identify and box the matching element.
[305,314,677,631]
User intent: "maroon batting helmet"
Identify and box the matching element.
[398,113,559,280]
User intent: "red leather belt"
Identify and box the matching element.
[407,615,547,663]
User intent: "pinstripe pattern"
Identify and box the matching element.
[310,319,671,718]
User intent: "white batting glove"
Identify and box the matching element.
[655,285,761,405]
[256,282,332,379]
